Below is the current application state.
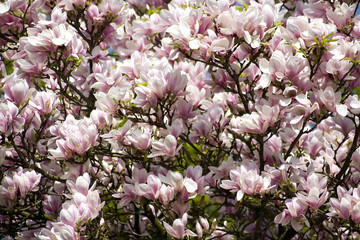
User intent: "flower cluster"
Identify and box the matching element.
[1,0,360,239]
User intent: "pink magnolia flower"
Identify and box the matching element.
[38,224,77,240]
[220,162,273,201]
[286,94,318,126]
[86,3,104,22]
[329,196,351,220]
[60,204,81,227]
[185,165,209,195]
[274,197,309,231]
[217,8,245,36]
[173,99,196,120]
[117,51,151,80]
[50,24,75,46]
[43,195,62,218]
[326,3,355,29]
[66,172,91,196]
[0,0,10,15]
[94,90,121,113]
[314,86,348,117]
[326,58,352,79]
[113,184,139,207]
[64,173,104,220]
[189,117,212,143]
[137,174,162,200]
[148,134,181,158]
[90,109,113,129]
[2,77,29,105]
[49,115,98,159]
[345,95,360,114]
[166,18,201,50]
[166,70,188,96]
[29,91,58,115]
[69,126,98,155]
[161,118,184,138]
[259,50,286,80]
[0,175,18,207]
[286,16,309,39]
[230,104,279,135]
[132,85,158,109]
[297,182,329,209]
[13,170,41,197]
[163,213,196,239]
[196,216,209,238]
[159,184,175,205]
[159,170,198,195]
[352,203,360,224]
[101,120,133,150]
[38,6,67,26]
[210,36,233,55]
[132,13,167,40]
[209,157,236,180]
[127,127,152,150]
[86,190,104,218]
[58,0,86,11]
[0,101,25,135]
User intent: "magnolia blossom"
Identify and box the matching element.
[29,91,58,115]
[148,134,181,158]
[127,127,152,150]
[315,86,348,117]
[2,0,360,239]
[137,174,162,200]
[159,171,198,195]
[297,172,329,209]
[326,3,355,29]
[220,162,273,201]
[274,197,309,231]
[0,0,10,15]
[163,213,196,239]
[0,101,25,135]
[2,77,29,105]
[230,104,279,135]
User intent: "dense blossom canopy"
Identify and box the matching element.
[1,0,360,239]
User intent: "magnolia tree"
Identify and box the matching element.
[1,0,360,239]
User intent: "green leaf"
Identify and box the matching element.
[136,82,148,87]
[324,32,334,39]
[325,39,338,43]
[148,6,162,16]
[118,118,128,128]
[38,80,47,89]
[313,37,320,46]
[184,143,201,159]
[4,59,14,75]
[354,86,360,98]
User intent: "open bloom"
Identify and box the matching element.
[163,213,196,239]
[148,135,181,158]
[274,197,309,231]
[159,171,198,195]
[230,104,279,135]
[220,162,273,201]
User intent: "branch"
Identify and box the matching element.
[335,115,360,182]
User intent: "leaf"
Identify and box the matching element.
[354,86,360,98]
[118,118,128,128]
[313,37,320,46]
[4,59,13,75]
[324,32,334,39]
[38,80,47,89]
[136,82,148,87]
